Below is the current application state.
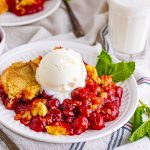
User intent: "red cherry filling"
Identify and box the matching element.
[86,81,100,95]
[6,0,45,16]
[101,101,119,121]
[73,116,89,135]
[71,87,89,100]
[46,109,63,125]
[116,87,123,98]
[103,87,116,97]
[79,106,92,117]
[62,99,78,117]
[65,116,75,123]
[14,100,31,113]
[89,112,104,130]
[46,99,60,109]
[29,116,45,132]
[62,99,76,110]
[0,72,123,135]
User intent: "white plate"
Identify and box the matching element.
[0,41,138,143]
[0,0,61,26]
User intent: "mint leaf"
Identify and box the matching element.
[96,49,112,76]
[96,50,135,83]
[129,119,150,142]
[132,106,145,132]
[97,49,112,64]
[139,100,150,118]
[107,62,135,83]
[129,101,150,142]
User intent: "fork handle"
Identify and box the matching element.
[0,129,20,150]
[63,0,85,38]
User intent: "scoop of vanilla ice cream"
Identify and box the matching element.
[36,48,87,102]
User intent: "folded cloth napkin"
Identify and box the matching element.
[1,0,150,150]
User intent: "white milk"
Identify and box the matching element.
[108,0,150,55]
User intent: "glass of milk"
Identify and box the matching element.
[108,0,150,60]
[0,26,5,55]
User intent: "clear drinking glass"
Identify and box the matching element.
[0,26,6,55]
[108,0,150,60]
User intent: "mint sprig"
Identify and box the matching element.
[129,119,150,142]
[96,50,112,76]
[132,106,145,132]
[129,101,150,142]
[96,50,135,83]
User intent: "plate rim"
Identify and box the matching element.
[0,0,61,26]
[0,40,139,143]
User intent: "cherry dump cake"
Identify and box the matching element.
[0,48,123,136]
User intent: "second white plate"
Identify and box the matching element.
[0,0,61,26]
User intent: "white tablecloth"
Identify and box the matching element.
[1,0,150,150]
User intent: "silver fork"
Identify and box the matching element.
[63,0,85,38]
[0,129,20,150]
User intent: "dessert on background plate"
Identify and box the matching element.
[0,0,46,16]
[0,0,8,14]
[0,46,135,136]
[0,0,61,26]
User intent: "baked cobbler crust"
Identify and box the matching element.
[1,60,41,100]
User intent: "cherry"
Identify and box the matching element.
[62,99,76,110]
[46,98,60,109]
[86,81,99,95]
[110,96,120,107]
[45,109,63,125]
[103,87,115,101]
[73,116,89,135]
[103,86,110,92]
[115,98,121,107]
[20,119,30,126]
[101,101,119,121]
[82,99,91,107]
[71,87,89,100]
[89,112,104,130]
[116,86,123,98]
[62,99,82,118]
[79,106,92,117]
[107,89,116,97]
[65,116,75,123]
[72,100,82,107]
[78,87,89,99]
[14,100,31,113]
[66,123,74,135]
[29,116,45,132]
[62,99,79,117]
[63,109,75,117]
